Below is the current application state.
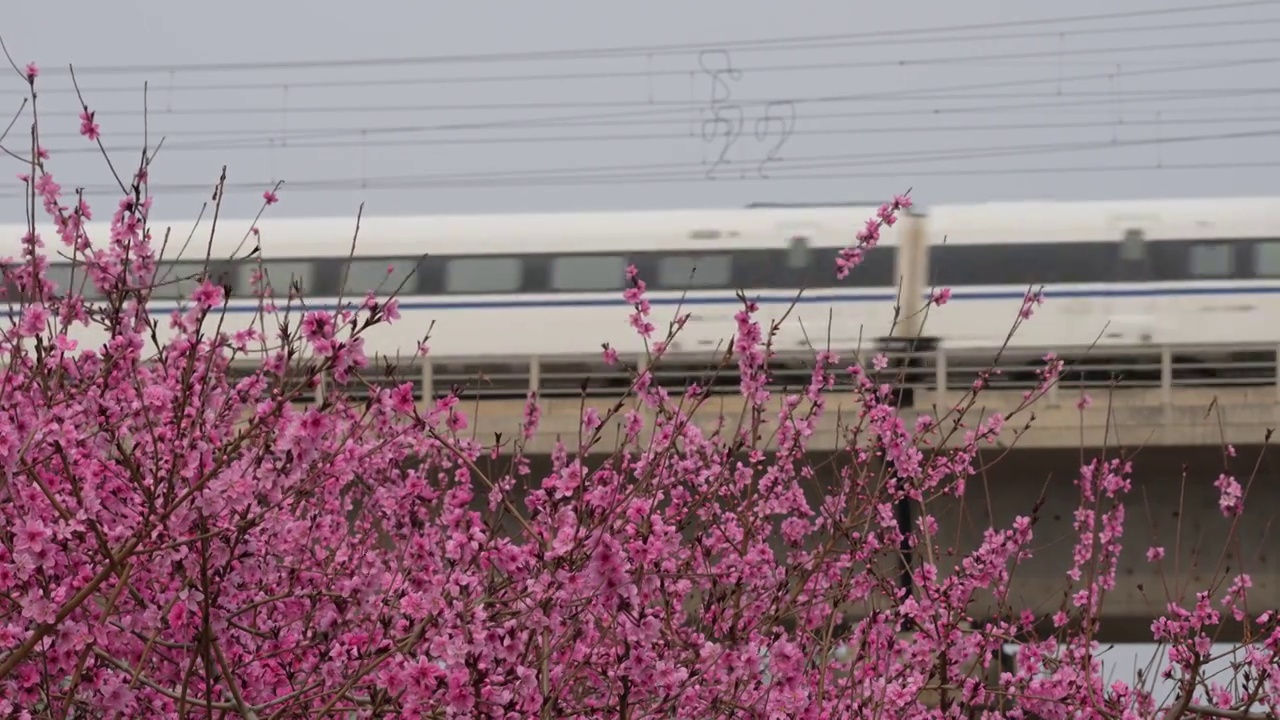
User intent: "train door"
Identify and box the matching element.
[770,234,814,352]
[1105,224,1159,345]
[753,231,841,353]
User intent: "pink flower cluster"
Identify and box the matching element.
[0,74,1276,719]
[836,194,912,280]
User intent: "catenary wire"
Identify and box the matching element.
[47,77,1280,131]
[31,100,1280,143]
[6,4,1273,210]
[44,56,1280,118]
[32,103,1280,142]
[3,159,1278,202]
[13,25,1280,96]
[13,55,1269,161]
[6,128,1277,199]
[34,109,1280,157]
[30,0,1280,76]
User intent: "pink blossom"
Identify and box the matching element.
[232,327,259,351]
[521,391,541,441]
[78,109,100,141]
[601,344,619,366]
[623,265,654,339]
[300,310,336,344]
[0,134,1266,720]
[1214,472,1244,517]
[1020,288,1045,319]
[190,279,223,310]
[263,189,279,205]
[18,304,48,337]
[836,192,910,280]
[389,382,416,415]
[12,519,50,557]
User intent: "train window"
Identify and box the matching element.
[42,263,72,295]
[813,246,896,287]
[1187,242,1234,278]
[551,254,627,292]
[0,263,21,302]
[930,242,1114,286]
[1120,229,1146,261]
[342,258,421,297]
[1115,230,1152,282]
[238,260,315,298]
[444,257,523,294]
[1253,241,1280,277]
[44,262,104,299]
[1145,241,1189,281]
[729,249,785,288]
[153,261,214,300]
[657,254,733,289]
[787,236,810,269]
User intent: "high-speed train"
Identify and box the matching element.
[5,195,1280,387]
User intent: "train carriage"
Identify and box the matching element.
[4,203,922,392]
[7,194,1279,397]
[921,196,1280,382]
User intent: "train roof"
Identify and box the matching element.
[745,199,923,211]
[927,195,1280,245]
[2,203,909,262]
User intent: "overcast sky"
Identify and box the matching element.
[3,0,1279,223]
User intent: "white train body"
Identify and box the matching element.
[5,195,1280,385]
[3,203,920,368]
[921,196,1280,353]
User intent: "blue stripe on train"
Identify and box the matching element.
[6,284,1280,315]
[182,283,1280,311]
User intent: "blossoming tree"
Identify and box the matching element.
[0,55,1276,719]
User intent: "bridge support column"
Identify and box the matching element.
[1046,374,1060,407]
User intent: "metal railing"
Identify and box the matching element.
[230,342,1280,408]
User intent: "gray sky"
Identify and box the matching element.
[3,0,1280,223]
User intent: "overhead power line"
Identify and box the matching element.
[3,160,1278,202]
[14,19,1280,96]
[7,127,1277,199]
[28,107,1280,143]
[48,56,1280,119]
[31,0,1280,76]
[31,102,1280,143]
[32,112,1280,157]
[55,80,1280,130]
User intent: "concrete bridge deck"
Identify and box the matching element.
[285,342,1280,451]
[424,386,1277,453]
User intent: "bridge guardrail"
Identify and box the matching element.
[221,342,1280,408]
